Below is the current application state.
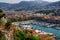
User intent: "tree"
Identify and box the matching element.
[0,9,3,13]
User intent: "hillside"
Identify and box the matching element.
[47,1,60,7]
[0,1,49,11]
[44,1,60,9]
[0,1,60,11]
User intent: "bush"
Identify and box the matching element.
[5,19,13,30]
[0,9,5,19]
[0,20,3,25]
[5,19,12,27]
[0,31,6,40]
[0,9,3,13]
[14,30,42,40]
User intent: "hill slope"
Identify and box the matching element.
[0,1,49,11]
[46,1,60,8]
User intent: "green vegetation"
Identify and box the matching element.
[0,20,3,25]
[5,19,12,27]
[0,9,3,19]
[0,9,5,25]
[0,9,5,19]
[0,31,6,40]
[0,9,13,30]
[0,9,12,26]
[0,9,3,13]
[14,29,42,40]
[5,19,13,30]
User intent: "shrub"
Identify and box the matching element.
[5,19,13,30]
[5,19,12,27]
[0,9,4,19]
[0,31,6,40]
[0,20,3,25]
[14,29,42,40]
[0,9,3,13]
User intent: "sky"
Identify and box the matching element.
[0,0,60,4]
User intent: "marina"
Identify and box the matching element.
[12,20,60,40]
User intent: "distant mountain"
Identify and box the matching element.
[14,1,50,11]
[36,1,60,16]
[0,1,49,11]
[11,1,43,11]
[46,1,60,8]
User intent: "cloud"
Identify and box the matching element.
[0,0,33,3]
[43,0,60,2]
[0,0,21,3]
[0,0,60,4]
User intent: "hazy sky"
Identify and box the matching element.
[0,0,60,4]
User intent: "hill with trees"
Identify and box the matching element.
[0,1,49,11]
